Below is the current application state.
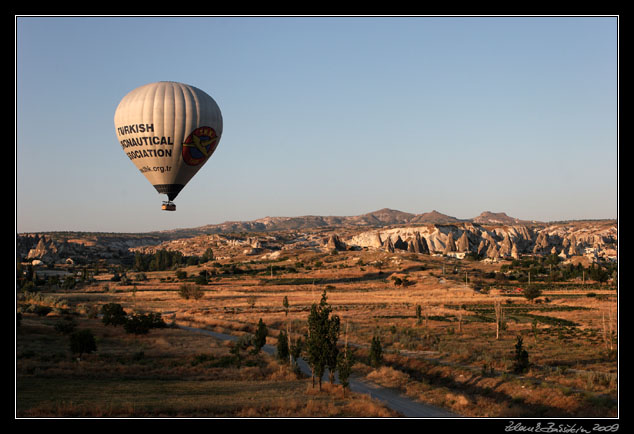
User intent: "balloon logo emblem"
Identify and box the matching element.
[182,126,219,166]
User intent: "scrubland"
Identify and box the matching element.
[16,247,618,418]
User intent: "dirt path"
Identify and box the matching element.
[176,324,458,418]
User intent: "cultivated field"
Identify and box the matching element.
[16,246,618,418]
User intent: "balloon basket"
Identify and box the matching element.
[162,201,176,211]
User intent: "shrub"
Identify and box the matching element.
[54,317,77,334]
[146,312,167,329]
[135,272,148,281]
[70,329,97,359]
[512,335,530,374]
[369,335,383,368]
[289,336,304,376]
[62,276,76,290]
[124,313,151,334]
[253,318,268,354]
[194,275,208,285]
[337,347,354,395]
[230,334,254,367]
[32,305,52,316]
[178,283,203,300]
[276,330,289,361]
[523,286,542,302]
[123,312,166,335]
[101,303,127,326]
[202,247,214,262]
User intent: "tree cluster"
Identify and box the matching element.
[69,329,97,359]
[305,291,350,390]
[512,335,530,374]
[100,303,166,335]
[228,318,268,367]
[501,255,616,285]
[132,249,211,272]
[306,291,339,389]
[178,283,204,300]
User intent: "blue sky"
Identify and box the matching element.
[16,16,618,233]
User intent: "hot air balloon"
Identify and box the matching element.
[114,81,223,211]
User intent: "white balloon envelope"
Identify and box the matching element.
[114,81,223,210]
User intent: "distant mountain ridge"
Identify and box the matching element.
[156,208,539,238]
[18,208,617,266]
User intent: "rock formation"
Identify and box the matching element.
[499,233,513,257]
[326,234,347,251]
[393,235,408,251]
[383,236,395,253]
[456,232,470,252]
[342,219,615,264]
[443,232,457,255]
[17,211,617,267]
[407,232,429,254]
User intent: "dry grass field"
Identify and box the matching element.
[16,246,618,418]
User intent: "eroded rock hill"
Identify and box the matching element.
[17,210,617,265]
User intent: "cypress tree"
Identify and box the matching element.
[253,318,268,354]
[513,335,530,374]
[369,335,383,368]
[306,290,340,390]
[277,330,289,361]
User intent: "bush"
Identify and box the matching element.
[101,303,127,326]
[523,286,542,302]
[62,276,76,290]
[123,314,150,334]
[123,312,166,335]
[369,335,383,368]
[253,318,268,354]
[229,334,254,367]
[194,273,209,285]
[34,305,53,316]
[54,317,77,334]
[512,335,530,374]
[276,330,289,361]
[70,329,97,359]
[178,283,203,300]
[337,347,354,394]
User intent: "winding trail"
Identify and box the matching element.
[176,324,458,418]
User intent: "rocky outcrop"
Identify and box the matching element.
[487,243,500,260]
[326,234,347,251]
[17,213,616,266]
[343,220,617,263]
[499,233,513,257]
[408,233,429,254]
[383,237,395,253]
[456,232,470,252]
[393,236,408,251]
[17,233,163,265]
[443,232,457,255]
